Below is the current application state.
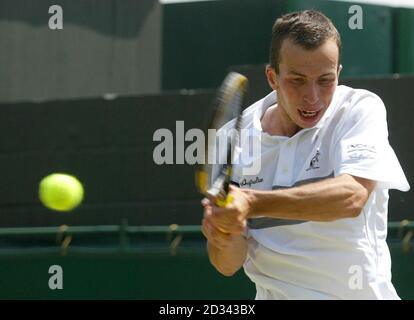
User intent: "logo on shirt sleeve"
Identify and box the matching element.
[347,144,377,160]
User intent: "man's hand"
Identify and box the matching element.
[201,187,250,276]
[202,185,252,236]
[201,218,237,250]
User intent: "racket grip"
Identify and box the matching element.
[215,194,234,207]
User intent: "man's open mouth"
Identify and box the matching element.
[299,110,319,118]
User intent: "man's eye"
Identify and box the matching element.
[291,78,304,84]
[319,79,334,85]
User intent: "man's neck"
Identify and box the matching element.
[261,103,301,137]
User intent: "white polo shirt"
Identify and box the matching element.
[231,85,410,300]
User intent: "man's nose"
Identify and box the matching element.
[303,83,319,105]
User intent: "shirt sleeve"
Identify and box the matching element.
[330,92,410,192]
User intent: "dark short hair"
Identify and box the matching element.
[269,10,341,73]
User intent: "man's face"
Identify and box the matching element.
[267,38,341,130]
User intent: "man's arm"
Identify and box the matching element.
[202,205,247,277]
[206,234,247,277]
[207,174,376,233]
[247,174,376,221]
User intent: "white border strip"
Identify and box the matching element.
[160,0,414,8]
[334,0,414,9]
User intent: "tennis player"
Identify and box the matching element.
[201,10,410,300]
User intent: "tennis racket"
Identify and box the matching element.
[195,72,248,209]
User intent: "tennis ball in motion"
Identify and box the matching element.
[39,173,84,212]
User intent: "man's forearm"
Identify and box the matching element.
[208,235,247,277]
[246,174,374,222]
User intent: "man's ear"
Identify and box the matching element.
[338,64,343,77]
[265,65,278,91]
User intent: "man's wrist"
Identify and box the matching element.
[244,188,260,218]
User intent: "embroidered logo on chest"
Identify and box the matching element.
[306,150,321,171]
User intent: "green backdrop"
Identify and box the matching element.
[0,223,412,299]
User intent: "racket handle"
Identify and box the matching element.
[215,194,234,207]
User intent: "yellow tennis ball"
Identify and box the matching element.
[39,173,84,212]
